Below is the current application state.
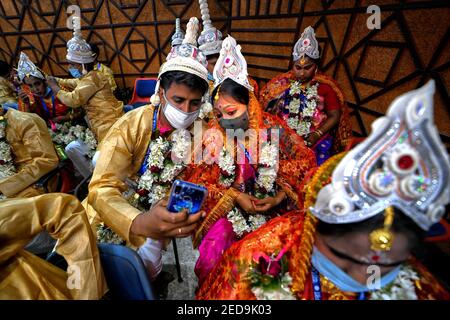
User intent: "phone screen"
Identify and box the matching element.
[167,180,207,214]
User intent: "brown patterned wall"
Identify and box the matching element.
[0,0,449,142]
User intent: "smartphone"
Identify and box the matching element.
[167,180,207,214]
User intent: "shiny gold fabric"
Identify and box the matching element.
[94,63,117,92]
[0,76,17,105]
[0,109,59,198]
[57,71,124,142]
[0,193,107,299]
[87,106,157,247]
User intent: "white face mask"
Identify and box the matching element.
[162,91,200,129]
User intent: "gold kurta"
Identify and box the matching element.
[94,63,117,92]
[87,105,156,247]
[0,109,59,198]
[56,70,124,143]
[0,193,107,299]
[0,76,17,105]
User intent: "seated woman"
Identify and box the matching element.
[0,193,106,299]
[185,35,316,285]
[197,80,450,300]
[259,26,352,165]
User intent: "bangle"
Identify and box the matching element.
[315,129,324,137]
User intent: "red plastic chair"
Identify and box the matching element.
[129,78,158,107]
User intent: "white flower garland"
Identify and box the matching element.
[251,272,296,300]
[220,142,278,235]
[136,130,190,207]
[0,117,16,200]
[48,123,97,158]
[369,265,419,300]
[252,264,420,300]
[226,207,267,238]
[218,142,278,194]
[218,147,236,188]
[286,81,320,137]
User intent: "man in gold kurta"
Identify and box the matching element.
[46,25,124,178]
[87,17,209,282]
[0,108,59,198]
[0,193,107,299]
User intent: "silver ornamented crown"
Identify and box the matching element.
[17,52,45,81]
[311,80,450,231]
[197,0,223,56]
[66,16,95,64]
[150,17,209,106]
[213,35,253,91]
[163,17,208,80]
[293,26,320,61]
[171,18,185,47]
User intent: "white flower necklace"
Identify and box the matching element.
[285,81,320,137]
[218,142,278,194]
[369,265,419,300]
[0,116,16,200]
[134,129,191,209]
[219,142,279,238]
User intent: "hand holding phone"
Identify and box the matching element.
[167,180,207,214]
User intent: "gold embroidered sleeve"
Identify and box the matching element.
[56,77,99,107]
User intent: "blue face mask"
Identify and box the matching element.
[311,246,402,293]
[68,67,83,79]
[207,72,215,81]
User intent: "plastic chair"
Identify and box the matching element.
[47,243,156,300]
[98,243,156,300]
[129,78,157,108]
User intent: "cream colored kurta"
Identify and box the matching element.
[87,106,156,247]
[0,109,59,198]
[0,193,107,299]
[0,76,17,105]
[56,70,124,143]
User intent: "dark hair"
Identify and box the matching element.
[316,207,425,251]
[84,62,95,72]
[160,70,208,95]
[206,53,220,61]
[211,78,249,105]
[0,60,11,77]
[89,43,100,58]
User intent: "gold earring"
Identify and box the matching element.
[369,206,395,251]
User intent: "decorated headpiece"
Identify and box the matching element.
[171,18,185,47]
[293,26,320,62]
[150,17,210,115]
[213,35,253,92]
[17,52,45,81]
[311,81,450,236]
[66,16,95,65]
[198,0,223,56]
